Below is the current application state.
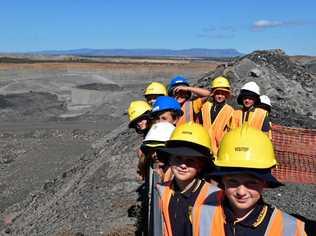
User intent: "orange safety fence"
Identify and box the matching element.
[271,124,316,184]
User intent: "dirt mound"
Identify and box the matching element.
[198,49,316,128]
[1,123,143,235]
[76,83,121,91]
[0,92,66,122]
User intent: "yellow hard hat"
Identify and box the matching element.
[144,82,167,96]
[215,125,277,169]
[211,76,231,89]
[166,122,211,152]
[158,122,213,170]
[128,100,151,127]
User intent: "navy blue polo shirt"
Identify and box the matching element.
[168,179,205,236]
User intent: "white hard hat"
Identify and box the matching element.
[241,81,260,95]
[143,122,175,147]
[260,95,271,107]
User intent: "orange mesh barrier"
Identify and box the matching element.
[271,124,316,184]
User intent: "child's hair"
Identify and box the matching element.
[150,109,182,121]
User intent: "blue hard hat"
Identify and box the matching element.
[168,76,190,96]
[151,96,183,116]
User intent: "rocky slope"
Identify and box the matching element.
[198,49,316,128]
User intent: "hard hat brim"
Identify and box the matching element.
[210,167,283,188]
[144,93,165,97]
[237,90,260,105]
[128,112,150,128]
[140,143,164,154]
[211,88,231,97]
[158,146,210,158]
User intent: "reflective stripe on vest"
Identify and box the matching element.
[193,188,225,236]
[265,208,306,236]
[156,183,173,236]
[157,182,221,236]
[177,101,193,126]
[201,102,234,155]
[185,101,192,122]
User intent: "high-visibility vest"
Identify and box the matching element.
[231,107,267,130]
[157,185,306,236]
[201,102,234,155]
[156,182,220,236]
[177,99,203,126]
[195,190,306,236]
[177,101,194,126]
[265,208,307,236]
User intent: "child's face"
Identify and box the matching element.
[170,156,203,186]
[152,111,178,125]
[136,119,148,130]
[222,174,265,216]
[146,94,159,106]
[173,89,189,105]
[214,90,228,103]
[242,97,255,108]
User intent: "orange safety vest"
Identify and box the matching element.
[201,102,234,155]
[158,185,306,236]
[231,107,268,130]
[177,98,204,126]
[156,181,220,236]
[196,190,306,236]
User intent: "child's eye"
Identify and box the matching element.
[245,181,261,188]
[185,159,195,165]
[226,179,239,186]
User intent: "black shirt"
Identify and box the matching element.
[211,101,225,123]
[168,179,205,236]
[223,197,274,236]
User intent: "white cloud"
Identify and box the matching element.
[254,20,283,28]
[252,19,315,31]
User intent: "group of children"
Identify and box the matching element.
[127,75,307,236]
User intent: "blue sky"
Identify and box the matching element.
[1,0,316,55]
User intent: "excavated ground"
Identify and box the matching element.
[0,55,315,235]
[0,59,221,235]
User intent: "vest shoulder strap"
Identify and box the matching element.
[265,208,305,236]
[250,108,267,129]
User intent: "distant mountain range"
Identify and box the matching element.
[34,48,243,58]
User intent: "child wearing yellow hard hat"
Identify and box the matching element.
[201,76,234,155]
[207,125,307,236]
[156,122,217,235]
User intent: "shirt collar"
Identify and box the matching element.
[223,197,268,228]
[172,179,202,198]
